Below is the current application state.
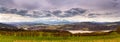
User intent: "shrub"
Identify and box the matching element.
[116,26,120,34]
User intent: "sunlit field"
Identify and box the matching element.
[0,31,120,42]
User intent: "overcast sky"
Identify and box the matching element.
[0,0,120,22]
[0,0,119,10]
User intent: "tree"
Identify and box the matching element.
[116,26,120,33]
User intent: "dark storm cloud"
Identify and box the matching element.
[0,7,87,18]
[52,8,87,17]
[0,7,28,16]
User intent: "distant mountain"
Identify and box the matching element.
[58,22,119,31]
[5,20,71,26]
[30,19,72,25]
[7,22,47,26]
[13,21,118,31]
[1,21,120,31]
[0,23,18,30]
[113,22,120,25]
[42,20,72,25]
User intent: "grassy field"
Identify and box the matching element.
[0,32,120,42]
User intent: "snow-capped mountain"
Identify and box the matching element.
[3,18,72,26]
[34,19,72,25]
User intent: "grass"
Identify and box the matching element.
[0,32,120,42]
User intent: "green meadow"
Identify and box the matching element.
[0,31,120,42]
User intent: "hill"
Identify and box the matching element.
[0,23,18,31]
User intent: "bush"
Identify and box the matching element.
[116,26,120,34]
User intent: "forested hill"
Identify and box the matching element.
[0,23,18,31]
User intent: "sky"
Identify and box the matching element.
[0,0,120,22]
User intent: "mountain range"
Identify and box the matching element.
[0,23,18,30]
[0,21,120,31]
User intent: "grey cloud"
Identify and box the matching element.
[0,7,87,18]
[87,13,101,18]
[0,0,120,18]
[27,8,87,18]
[31,10,52,18]
[0,0,15,8]
[52,8,87,17]
[0,0,120,10]
[0,7,8,13]
[20,3,40,10]
[96,0,120,10]
[0,7,28,16]
[13,0,52,10]
[64,8,86,15]
[48,0,120,10]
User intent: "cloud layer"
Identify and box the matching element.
[0,0,119,10]
[0,0,120,22]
